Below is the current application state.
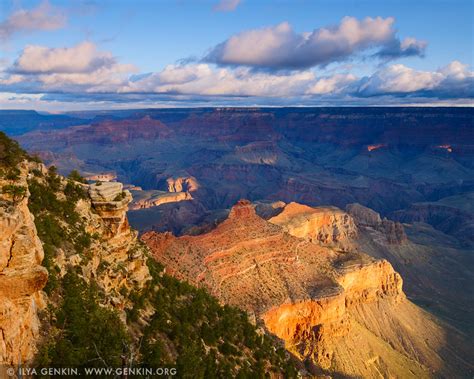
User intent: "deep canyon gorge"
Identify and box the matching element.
[1,108,473,377]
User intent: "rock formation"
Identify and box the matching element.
[269,202,357,249]
[166,176,199,193]
[346,203,407,244]
[391,202,474,247]
[79,181,150,304]
[0,162,48,367]
[0,162,150,369]
[129,189,192,210]
[142,200,472,377]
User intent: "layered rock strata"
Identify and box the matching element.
[80,181,150,303]
[269,202,357,249]
[129,190,192,210]
[142,200,469,377]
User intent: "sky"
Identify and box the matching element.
[0,0,472,111]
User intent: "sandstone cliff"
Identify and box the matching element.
[0,162,150,370]
[81,181,150,304]
[269,202,357,249]
[142,200,472,377]
[0,161,48,367]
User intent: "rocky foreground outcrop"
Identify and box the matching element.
[142,200,472,377]
[0,162,48,366]
[82,181,150,300]
[0,165,150,368]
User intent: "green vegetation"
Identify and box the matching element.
[68,169,88,184]
[1,184,27,203]
[28,166,92,293]
[64,180,88,203]
[0,131,26,180]
[113,191,127,202]
[128,259,297,378]
[37,270,129,370]
[0,131,27,169]
[0,131,40,179]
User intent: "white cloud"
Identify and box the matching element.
[125,64,316,97]
[205,17,425,69]
[0,1,66,41]
[358,64,442,95]
[0,38,471,105]
[1,42,136,92]
[13,41,121,74]
[356,61,473,98]
[439,60,473,80]
[307,74,357,94]
[214,0,241,12]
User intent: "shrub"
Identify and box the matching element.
[0,131,27,169]
[64,180,88,203]
[2,184,26,203]
[113,191,126,201]
[5,167,20,180]
[38,271,129,369]
[68,170,87,184]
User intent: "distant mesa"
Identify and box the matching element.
[128,176,199,210]
[123,184,143,191]
[129,190,192,210]
[346,203,407,245]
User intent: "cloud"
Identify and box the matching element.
[125,64,316,97]
[0,38,471,106]
[306,74,357,94]
[356,61,473,98]
[205,17,426,70]
[213,0,241,12]
[0,1,66,41]
[376,37,427,59]
[12,41,118,74]
[1,42,136,93]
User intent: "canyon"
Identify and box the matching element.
[1,107,473,377]
[142,200,472,377]
[0,135,297,377]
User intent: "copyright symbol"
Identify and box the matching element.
[6,367,15,376]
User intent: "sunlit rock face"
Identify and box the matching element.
[84,181,150,297]
[269,202,358,249]
[166,176,199,193]
[142,199,470,377]
[129,191,192,210]
[0,165,151,368]
[0,162,48,366]
[89,181,134,240]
